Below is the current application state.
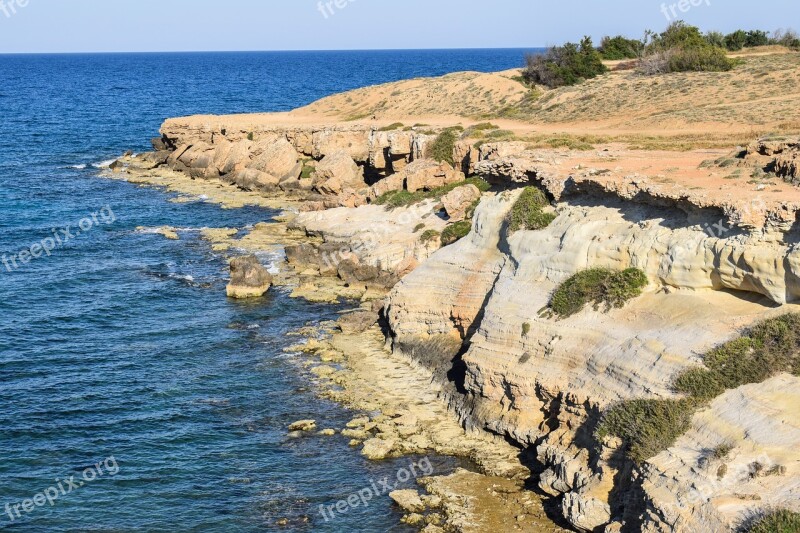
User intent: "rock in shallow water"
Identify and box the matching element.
[226,255,272,298]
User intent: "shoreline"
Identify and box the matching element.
[104,164,567,532]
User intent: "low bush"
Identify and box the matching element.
[523,37,608,88]
[508,187,555,233]
[596,399,696,464]
[549,268,648,318]
[638,21,734,74]
[600,35,644,60]
[747,509,800,533]
[667,45,733,72]
[373,177,491,209]
[441,221,472,246]
[599,313,800,465]
[427,128,460,165]
[674,314,800,400]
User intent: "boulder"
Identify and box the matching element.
[562,492,611,532]
[389,489,426,513]
[337,259,379,284]
[247,138,300,181]
[368,172,406,200]
[284,244,321,269]
[226,256,273,299]
[361,438,396,460]
[233,168,280,192]
[312,151,364,195]
[151,136,168,151]
[288,420,317,432]
[337,310,378,334]
[312,130,370,161]
[404,159,464,193]
[220,140,254,175]
[442,184,482,222]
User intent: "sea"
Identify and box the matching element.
[0,49,538,532]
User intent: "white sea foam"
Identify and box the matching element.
[92,158,117,169]
[68,163,88,170]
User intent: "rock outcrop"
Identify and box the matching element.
[226,255,273,298]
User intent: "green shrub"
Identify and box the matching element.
[747,509,800,533]
[596,398,696,464]
[640,22,734,74]
[508,187,555,232]
[522,323,531,336]
[427,128,460,165]
[413,223,425,233]
[600,313,800,465]
[378,122,405,132]
[724,30,747,51]
[247,132,255,141]
[668,46,734,72]
[745,30,771,48]
[600,35,644,60]
[441,221,472,246]
[373,177,490,209]
[523,36,608,88]
[420,229,441,243]
[675,314,800,400]
[549,268,648,318]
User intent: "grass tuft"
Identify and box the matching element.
[441,221,472,246]
[426,128,461,165]
[674,314,800,400]
[746,509,800,533]
[549,268,648,318]
[378,122,405,131]
[596,399,696,464]
[508,187,555,233]
[373,177,490,209]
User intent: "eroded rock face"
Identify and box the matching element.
[248,137,301,182]
[404,159,465,192]
[386,190,800,531]
[312,150,365,196]
[226,255,273,298]
[640,374,800,532]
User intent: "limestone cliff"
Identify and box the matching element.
[124,112,800,532]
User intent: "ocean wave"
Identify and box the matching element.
[92,158,117,169]
[68,163,88,170]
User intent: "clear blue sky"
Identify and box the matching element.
[0,0,796,53]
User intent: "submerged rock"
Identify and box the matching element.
[389,489,426,513]
[288,420,317,432]
[226,255,273,299]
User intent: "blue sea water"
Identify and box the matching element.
[0,49,536,532]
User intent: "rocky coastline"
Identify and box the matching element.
[104,62,800,532]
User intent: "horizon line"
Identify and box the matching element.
[0,46,547,56]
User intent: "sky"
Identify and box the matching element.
[0,0,797,54]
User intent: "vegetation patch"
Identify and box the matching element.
[600,35,644,60]
[373,177,490,209]
[441,221,473,246]
[426,128,461,165]
[674,313,800,400]
[598,314,800,464]
[523,37,608,88]
[300,163,316,180]
[420,230,441,243]
[549,268,648,318]
[378,122,405,132]
[507,187,555,233]
[596,399,696,464]
[746,509,800,533]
